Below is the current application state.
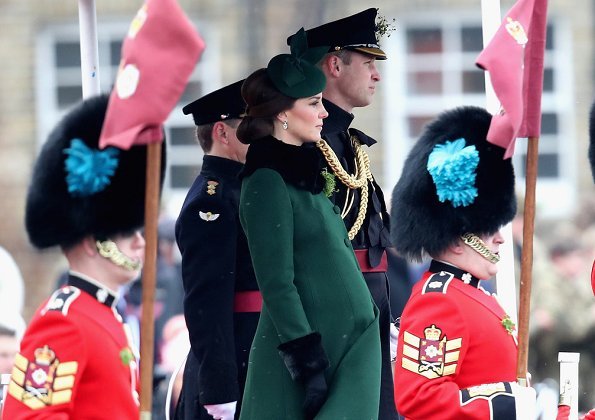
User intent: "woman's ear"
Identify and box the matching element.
[275,111,288,124]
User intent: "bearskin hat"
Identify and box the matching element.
[25,94,166,249]
[391,106,516,261]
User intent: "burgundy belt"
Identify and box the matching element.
[354,249,388,273]
[234,291,262,313]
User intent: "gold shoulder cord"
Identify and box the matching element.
[316,135,373,240]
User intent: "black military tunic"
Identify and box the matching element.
[320,98,397,420]
[175,155,259,420]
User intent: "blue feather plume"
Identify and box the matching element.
[427,138,479,207]
[63,138,120,197]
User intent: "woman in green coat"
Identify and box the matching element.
[236,29,381,420]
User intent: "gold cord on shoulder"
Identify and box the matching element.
[316,136,373,240]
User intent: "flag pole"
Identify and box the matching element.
[480,0,519,325]
[516,137,538,385]
[516,0,548,384]
[140,142,162,419]
[77,0,100,98]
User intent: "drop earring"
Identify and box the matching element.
[282,120,288,130]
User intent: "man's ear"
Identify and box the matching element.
[212,121,229,145]
[450,238,466,255]
[83,236,99,257]
[323,55,341,78]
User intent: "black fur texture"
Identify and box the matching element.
[25,94,166,249]
[277,332,329,382]
[391,106,516,261]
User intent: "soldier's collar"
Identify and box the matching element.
[321,98,354,134]
[202,155,244,179]
[67,271,118,308]
[348,127,377,147]
[429,260,480,288]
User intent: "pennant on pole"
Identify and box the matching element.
[99,0,205,150]
[476,0,548,158]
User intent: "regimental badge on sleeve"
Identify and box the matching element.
[401,324,462,379]
[8,345,78,409]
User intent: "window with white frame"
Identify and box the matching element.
[382,14,574,218]
[35,19,221,217]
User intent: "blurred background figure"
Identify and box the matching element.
[0,325,19,375]
[152,314,189,420]
[0,246,26,339]
[0,324,20,409]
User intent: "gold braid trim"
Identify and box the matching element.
[316,136,373,240]
[96,240,143,271]
[461,233,500,264]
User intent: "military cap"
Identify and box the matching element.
[288,8,388,60]
[182,80,246,126]
[391,106,516,261]
[25,94,166,249]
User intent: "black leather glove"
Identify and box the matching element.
[278,333,330,419]
[303,371,328,420]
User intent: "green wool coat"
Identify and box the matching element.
[239,168,381,420]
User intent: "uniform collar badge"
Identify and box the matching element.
[120,347,134,366]
[96,288,109,303]
[501,315,516,334]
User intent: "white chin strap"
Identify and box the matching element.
[461,233,500,264]
[96,240,142,271]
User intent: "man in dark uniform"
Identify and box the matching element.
[2,94,165,418]
[174,80,260,420]
[288,9,398,419]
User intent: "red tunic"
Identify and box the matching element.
[3,275,139,419]
[394,262,518,419]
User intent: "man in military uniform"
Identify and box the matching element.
[174,80,260,420]
[288,9,397,419]
[391,106,536,419]
[2,94,165,418]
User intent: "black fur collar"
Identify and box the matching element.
[240,136,325,194]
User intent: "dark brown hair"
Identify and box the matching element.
[236,69,295,144]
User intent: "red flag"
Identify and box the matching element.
[99,0,205,150]
[476,0,548,158]
[555,405,570,420]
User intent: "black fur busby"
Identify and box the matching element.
[589,100,595,183]
[25,94,166,249]
[391,106,516,261]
